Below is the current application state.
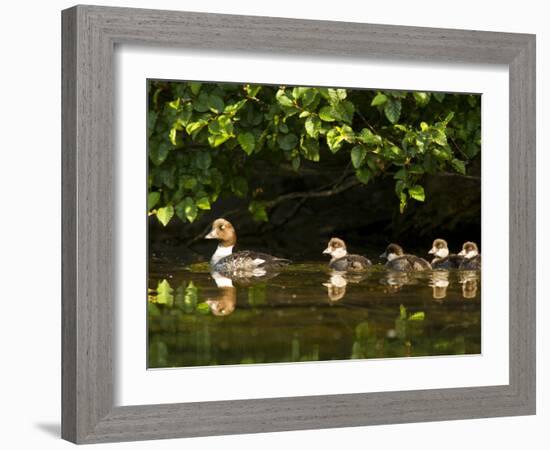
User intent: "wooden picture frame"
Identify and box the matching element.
[61,5,536,443]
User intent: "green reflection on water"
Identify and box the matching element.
[147,264,481,368]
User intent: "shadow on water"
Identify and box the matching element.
[147,263,481,368]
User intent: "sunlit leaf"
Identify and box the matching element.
[238,132,255,155]
[156,205,174,226]
[451,158,466,175]
[409,311,425,321]
[408,185,425,202]
[371,93,388,106]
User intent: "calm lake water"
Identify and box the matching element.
[147,263,481,368]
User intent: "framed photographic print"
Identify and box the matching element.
[62,5,536,444]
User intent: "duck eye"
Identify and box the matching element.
[220,225,225,230]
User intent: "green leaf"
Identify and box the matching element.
[301,136,320,161]
[168,98,181,110]
[328,88,347,104]
[393,168,407,180]
[371,93,388,106]
[443,111,455,124]
[208,134,231,147]
[384,98,402,124]
[433,92,445,102]
[291,156,300,171]
[149,142,171,166]
[319,106,336,122]
[169,126,178,146]
[451,158,466,175]
[278,133,298,151]
[276,89,294,107]
[148,192,161,210]
[224,99,247,115]
[245,84,261,97]
[358,128,382,146]
[351,145,367,168]
[238,132,256,155]
[332,101,355,124]
[231,177,248,197]
[189,82,202,95]
[156,279,174,306]
[175,197,198,223]
[207,94,225,113]
[249,201,268,222]
[399,304,407,320]
[413,92,430,106]
[326,128,344,153]
[176,102,194,127]
[179,175,197,190]
[156,205,174,226]
[409,311,425,321]
[195,152,211,170]
[399,191,407,213]
[185,119,207,136]
[196,196,211,210]
[408,185,425,202]
[355,167,371,184]
[305,115,322,138]
[194,92,210,112]
[196,302,211,315]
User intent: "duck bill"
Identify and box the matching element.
[428,248,436,255]
[379,251,387,259]
[205,230,217,239]
[458,250,466,256]
[322,247,331,255]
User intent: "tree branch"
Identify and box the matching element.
[264,176,360,208]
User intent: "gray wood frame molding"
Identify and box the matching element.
[61,5,536,444]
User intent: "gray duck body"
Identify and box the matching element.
[329,254,372,272]
[385,255,432,272]
[432,254,464,270]
[213,250,291,275]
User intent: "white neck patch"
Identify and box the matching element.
[210,271,234,288]
[436,248,449,258]
[465,250,478,259]
[211,245,233,265]
[330,247,347,260]
[387,252,398,261]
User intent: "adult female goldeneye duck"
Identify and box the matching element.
[322,237,372,272]
[205,218,291,275]
[458,241,481,270]
[380,243,432,271]
[428,238,464,269]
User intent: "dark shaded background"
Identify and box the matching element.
[149,148,480,266]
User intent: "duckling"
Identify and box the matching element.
[428,238,464,269]
[322,237,372,272]
[205,218,291,276]
[380,243,432,271]
[458,241,481,270]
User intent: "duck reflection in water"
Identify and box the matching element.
[206,272,237,316]
[207,269,284,316]
[430,271,450,300]
[459,271,479,299]
[380,271,411,293]
[322,271,368,302]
